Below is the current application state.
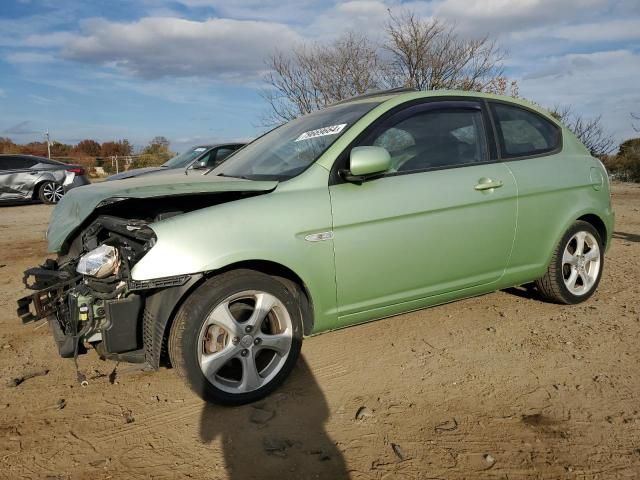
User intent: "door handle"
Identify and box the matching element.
[474,178,503,191]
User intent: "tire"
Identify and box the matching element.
[38,181,64,204]
[169,269,303,405]
[535,221,604,304]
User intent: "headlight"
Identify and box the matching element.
[76,245,120,278]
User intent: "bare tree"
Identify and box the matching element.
[632,112,640,132]
[261,32,382,125]
[483,76,519,97]
[551,105,615,157]
[261,10,512,125]
[382,11,506,91]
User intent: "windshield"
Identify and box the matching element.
[163,146,209,168]
[211,101,381,180]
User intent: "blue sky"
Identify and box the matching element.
[0,0,639,153]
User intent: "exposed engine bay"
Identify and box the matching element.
[16,192,256,368]
[18,214,159,362]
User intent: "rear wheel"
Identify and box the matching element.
[169,270,303,405]
[535,221,604,304]
[38,181,64,204]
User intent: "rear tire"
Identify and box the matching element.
[38,181,64,204]
[535,221,604,304]
[168,269,303,405]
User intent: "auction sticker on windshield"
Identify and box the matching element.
[295,123,347,142]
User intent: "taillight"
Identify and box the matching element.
[67,167,85,175]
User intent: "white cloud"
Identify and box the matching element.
[60,16,303,80]
[309,0,391,39]
[511,18,640,43]
[519,49,640,142]
[24,31,77,47]
[431,0,612,36]
[28,94,59,105]
[5,52,56,63]
[172,0,326,23]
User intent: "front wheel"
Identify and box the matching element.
[168,270,303,405]
[535,221,604,304]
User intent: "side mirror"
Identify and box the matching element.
[192,160,208,170]
[341,146,391,184]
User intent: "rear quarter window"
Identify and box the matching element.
[491,102,561,158]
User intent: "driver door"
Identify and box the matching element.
[329,100,517,322]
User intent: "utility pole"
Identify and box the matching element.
[45,130,51,159]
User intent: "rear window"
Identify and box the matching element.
[491,103,561,158]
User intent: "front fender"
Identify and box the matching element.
[131,164,339,331]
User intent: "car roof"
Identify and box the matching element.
[0,154,76,166]
[337,88,560,125]
[193,142,245,149]
[0,153,57,163]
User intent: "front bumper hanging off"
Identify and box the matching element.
[17,262,202,367]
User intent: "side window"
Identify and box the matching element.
[491,103,561,158]
[215,148,234,162]
[360,107,488,173]
[202,148,234,167]
[0,156,35,170]
[196,150,215,167]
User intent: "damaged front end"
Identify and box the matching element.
[16,172,278,371]
[17,214,196,365]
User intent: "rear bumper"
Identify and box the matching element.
[604,206,615,252]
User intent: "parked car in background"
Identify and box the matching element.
[106,143,245,181]
[18,89,613,405]
[0,154,89,204]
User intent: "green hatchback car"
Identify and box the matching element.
[18,89,614,404]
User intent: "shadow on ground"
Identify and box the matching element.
[613,231,640,243]
[199,356,349,480]
[502,283,539,300]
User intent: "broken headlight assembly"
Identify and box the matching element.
[76,244,120,278]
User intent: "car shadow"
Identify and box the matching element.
[501,283,539,300]
[0,200,40,207]
[199,356,349,480]
[613,231,640,243]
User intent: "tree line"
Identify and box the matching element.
[0,136,173,172]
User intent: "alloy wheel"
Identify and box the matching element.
[197,290,293,394]
[561,231,601,296]
[42,182,64,203]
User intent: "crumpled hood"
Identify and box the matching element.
[47,171,278,252]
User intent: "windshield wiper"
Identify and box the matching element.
[216,172,252,180]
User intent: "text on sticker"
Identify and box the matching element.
[295,124,347,142]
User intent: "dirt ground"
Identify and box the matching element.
[1,183,639,480]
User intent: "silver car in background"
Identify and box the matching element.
[106,143,245,181]
[0,154,90,204]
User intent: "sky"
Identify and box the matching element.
[0,0,639,153]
